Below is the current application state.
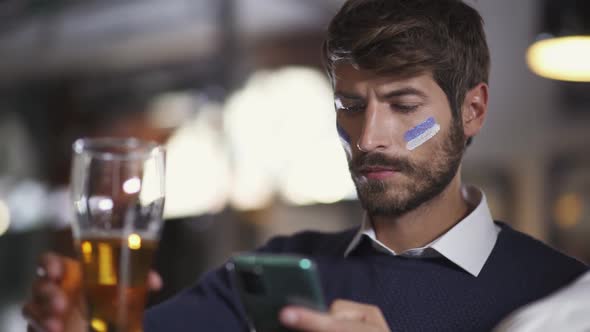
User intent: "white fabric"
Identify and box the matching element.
[344,185,501,277]
[494,271,590,332]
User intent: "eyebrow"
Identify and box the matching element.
[379,87,428,100]
[334,87,428,101]
[334,91,364,101]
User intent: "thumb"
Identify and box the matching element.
[148,270,163,291]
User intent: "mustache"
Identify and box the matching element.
[350,153,414,174]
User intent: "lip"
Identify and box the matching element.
[359,167,398,180]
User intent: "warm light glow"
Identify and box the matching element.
[278,137,356,205]
[527,36,590,82]
[81,240,93,263]
[224,67,356,208]
[123,177,142,194]
[0,200,10,236]
[553,193,583,229]
[224,71,282,210]
[81,241,93,255]
[158,67,357,215]
[128,233,142,250]
[163,104,231,218]
[91,318,107,332]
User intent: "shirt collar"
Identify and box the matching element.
[343,185,500,277]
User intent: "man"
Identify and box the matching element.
[23,0,587,331]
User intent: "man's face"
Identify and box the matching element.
[333,64,466,217]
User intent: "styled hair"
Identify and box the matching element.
[323,0,490,119]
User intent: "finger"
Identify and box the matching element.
[38,253,66,281]
[147,270,163,291]
[330,299,359,312]
[330,299,378,315]
[331,308,365,321]
[355,304,389,328]
[31,281,68,315]
[281,306,390,332]
[330,299,389,328]
[280,306,340,332]
[24,305,45,332]
[22,303,64,332]
[329,299,365,321]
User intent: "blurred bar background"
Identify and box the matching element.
[0,0,589,330]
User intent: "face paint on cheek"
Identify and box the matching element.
[404,116,441,151]
[336,123,351,144]
[336,123,353,157]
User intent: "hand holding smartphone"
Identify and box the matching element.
[228,254,326,332]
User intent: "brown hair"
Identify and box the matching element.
[323,0,490,119]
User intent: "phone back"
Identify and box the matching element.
[230,254,326,332]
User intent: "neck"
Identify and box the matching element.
[370,171,469,253]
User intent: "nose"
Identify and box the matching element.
[356,104,392,153]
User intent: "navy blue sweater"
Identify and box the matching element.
[145,223,587,331]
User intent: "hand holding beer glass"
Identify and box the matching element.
[70,138,166,332]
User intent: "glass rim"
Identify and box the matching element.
[72,137,164,161]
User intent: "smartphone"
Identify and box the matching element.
[228,253,326,332]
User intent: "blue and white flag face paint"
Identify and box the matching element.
[336,123,352,158]
[335,98,353,157]
[404,117,441,151]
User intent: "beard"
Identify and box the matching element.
[349,118,466,218]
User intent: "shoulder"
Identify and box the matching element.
[494,271,590,332]
[256,227,359,256]
[496,222,583,262]
[494,221,587,274]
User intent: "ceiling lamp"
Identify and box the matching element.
[526,0,590,82]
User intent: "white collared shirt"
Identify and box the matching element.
[343,185,501,277]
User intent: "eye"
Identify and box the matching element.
[391,104,420,113]
[337,105,365,114]
[335,98,365,115]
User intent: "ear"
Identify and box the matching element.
[461,83,488,139]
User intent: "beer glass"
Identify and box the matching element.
[70,138,166,332]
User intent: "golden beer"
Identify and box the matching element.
[76,234,157,332]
